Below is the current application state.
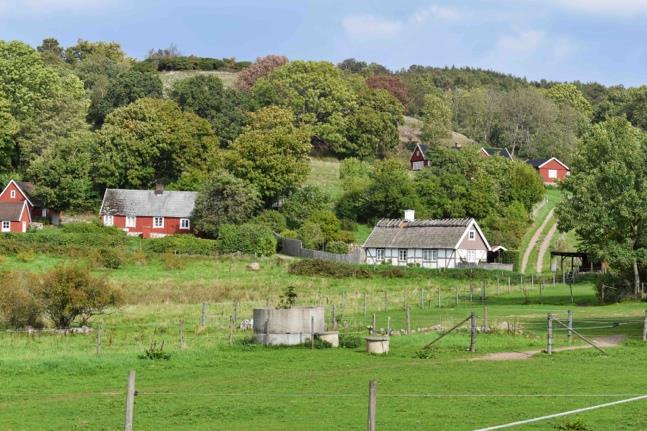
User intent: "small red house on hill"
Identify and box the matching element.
[0,180,60,224]
[409,143,430,170]
[0,201,31,233]
[528,157,570,185]
[99,185,197,238]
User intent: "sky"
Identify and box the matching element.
[0,0,645,86]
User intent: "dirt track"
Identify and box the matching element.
[520,209,554,273]
[536,221,558,273]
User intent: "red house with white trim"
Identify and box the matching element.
[409,143,430,170]
[0,180,60,226]
[528,157,570,185]
[99,184,197,238]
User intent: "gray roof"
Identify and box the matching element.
[482,147,513,160]
[100,189,198,218]
[0,202,26,221]
[363,218,473,249]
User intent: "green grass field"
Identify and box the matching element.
[2,253,647,430]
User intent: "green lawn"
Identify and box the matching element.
[2,253,647,430]
[306,157,342,201]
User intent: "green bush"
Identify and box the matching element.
[254,210,287,233]
[326,241,349,254]
[279,230,298,239]
[161,253,186,270]
[218,224,277,257]
[333,230,356,244]
[297,222,324,250]
[90,248,126,269]
[339,334,362,349]
[288,259,370,278]
[0,273,44,329]
[16,250,35,262]
[144,235,219,255]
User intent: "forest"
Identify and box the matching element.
[1,38,646,289]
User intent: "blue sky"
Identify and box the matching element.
[0,0,645,86]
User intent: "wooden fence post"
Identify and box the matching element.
[387,316,391,335]
[229,315,234,346]
[367,380,377,431]
[372,313,376,335]
[480,282,485,304]
[201,302,207,327]
[96,327,102,355]
[547,313,554,353]
[363,292,367,317]
[332,304,337,330]
[469,312,477,352]
[482,306,489,332]
[553,273,556,288]
[179,320,185,350]
[642,311,647,342]
[508,277,511,294]
[469,285,473,303]
[455,287,459,306]
[567,310,573,345]
[124,370,136,431]
[406,306,411,335]
[420,288,424,309]
[496,278,500,296]
[310,316,314,349]
[531,273,535,290]
[437,288,441,308]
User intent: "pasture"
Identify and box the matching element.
[1,254,647,430]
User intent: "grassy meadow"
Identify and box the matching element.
[2,252,647,430]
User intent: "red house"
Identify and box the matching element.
[409,143,430,170]
[0,180,60,225]
[99,185,197,238]
[528,157,570,185]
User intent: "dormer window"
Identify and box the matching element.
[469,231,475,240]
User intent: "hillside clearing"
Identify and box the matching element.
[158,70,238,93]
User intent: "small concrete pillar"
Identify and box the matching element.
[366,336,390,355]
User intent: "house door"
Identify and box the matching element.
[22,221,27,232]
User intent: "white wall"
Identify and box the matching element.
[365,248,468,268]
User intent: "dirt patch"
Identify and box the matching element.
[521,209,554,273]
[470,335,625,362]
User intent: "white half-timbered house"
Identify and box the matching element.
[363,211,491,268]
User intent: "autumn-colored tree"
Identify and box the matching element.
[234,54,288,90]
[366,75,408,107]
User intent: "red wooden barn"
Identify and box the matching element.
[99,184,197,238]
[528,157,570,185]
[409,143,430,170]
[0,179,61,233]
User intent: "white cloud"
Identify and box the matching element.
[341,15,403,40]
[547,0,647,16]
[413,5,463,23]
[495,30,545,58]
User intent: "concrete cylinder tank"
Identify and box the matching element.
[253,307,325,346]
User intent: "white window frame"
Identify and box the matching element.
[180,218,190,230]
[125,216,137,228]
[422,249,438,262]
[375,248,385,261]
[103,215,114,227]
[398,249,408,262]
[1,220,10,232]
[10,190,16,199]
[548,169,558,179]
[469,230,475,240]
[153,217,164,228]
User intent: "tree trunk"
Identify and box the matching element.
[633,257,641,299]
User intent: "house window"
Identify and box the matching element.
[469,231,475,240]
[548,169,558,179]
[180,218,190,230]
[41,209,47,217]
[153,217,164,228]
[412,161,424,170]
[103,215,114,226]
[10,190,16,199]
[375,248,385,261]
[422,249,437,262]
[1,220,10,232]
[398,249,408,262]
[125,216,136,228]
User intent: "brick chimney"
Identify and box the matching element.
[154,182,164,195]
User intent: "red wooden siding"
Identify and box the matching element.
[103,215,191,238]
[0,182,32,208]
[536,159,569,184]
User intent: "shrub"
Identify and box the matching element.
[16,250,35,262]
[33,265,124,328]
[340,219,357,232]
[0,273,43,329]
[333,230,356,244]
[288,259,370,278]
[218,223,277,257]
[91,248,126,269]
[161,253,185,270]
[138,340,171,360]
[595,273,634,303]
[254,210,287,233]
[144,235,219,255]
[281,185,330,229]
[326,241,349,254]
[339,334,362,349]
[297,222,324,250]
[279,230,298,239]
[277,286,297,308]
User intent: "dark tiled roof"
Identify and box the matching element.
[364,218,473,249]
[0,202,25,221]
[482,147,513,160]
[100,189,198,218]
[527,158,549,168]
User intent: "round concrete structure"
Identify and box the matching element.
[253,307,325,346]
[366,336,390,354]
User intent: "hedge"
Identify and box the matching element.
[218,223,276,257]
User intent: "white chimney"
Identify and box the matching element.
[404,209,415,222]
